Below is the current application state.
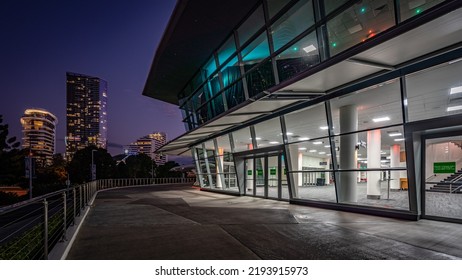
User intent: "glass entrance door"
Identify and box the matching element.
[424,135,462,221]
[243,152,285,200]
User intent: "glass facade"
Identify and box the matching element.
[172,0,461,220]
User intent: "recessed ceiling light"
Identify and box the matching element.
[357,154,362,156]
[298,147,307,150]
[380,160,389,163]
[286,132,294,136]
[389,133,402,137]
[381,151,386,155]
[249,137,262,140]
[450,86,462,94]
[313,141,323,145]
[394,138,404,141]
[372,116,390,122]
[269,141,279,144]
[299,137,310,141]
[302,44,317,53]
[319,152,326,155]
[324,145,330,148]
[319,126,328,130]
[309,149,317,152]
[447,105,462,112]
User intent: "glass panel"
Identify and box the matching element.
[327,0,395,56]
[221,56,240,88]
[232,127,253,152]
[425,135,462,219]
[281,154,289,199]
[332,126,409,210]
[245,158,254,195]
[255,157,266,196]
[225,79,245,109]
[209,93,225,118]
[238,5,265,46]
[284,102,328,143]
[400,0,445,22]
[323,0,349,15]
[254,117,283,148]
[191,72,203,92]
[207,74,221,96]
[217,36,237,66]
[204,56,217,78]
[241,32,270,65]
[245,59,275,97]
[276,31,320,82]
[271,0,315,52]
[268,155,279,198]
[267,0,291,19]
[330,78,402,135]
[406,59,462,122]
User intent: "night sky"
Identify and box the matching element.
[0,0,184,156]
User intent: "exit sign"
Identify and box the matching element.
[434,162,456,174]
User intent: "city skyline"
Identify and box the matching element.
[0,0,183,156]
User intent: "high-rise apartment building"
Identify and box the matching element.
[66,72,107,160]
[20,108,58,166]
[124,132,167,165]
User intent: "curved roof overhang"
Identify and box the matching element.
[143,0,260,105]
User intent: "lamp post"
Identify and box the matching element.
[91,149,97,181]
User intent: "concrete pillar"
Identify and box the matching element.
[338,105,358,203]
[289,145,301,197]
[246,144,253,192]
[390,144,400,190]
[367,129,381,199]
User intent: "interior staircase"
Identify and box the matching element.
[429,141,462,193]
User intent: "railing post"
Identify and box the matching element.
[79,186,82,213]
[43,199,48,260]
[73,188,76,224]
[62,192,67,241]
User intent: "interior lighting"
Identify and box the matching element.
[394,138,405,141]
[332,42,337,48]
[447,105,462,112]
[313,141,323,145]
[416,8,422,14]
[389,133,402,137]
[319,126,328,130]
[324,145,330,148]
[298,147,307,150]
[293,47,299,51]
[299,137,310,141]
[450,86,462,95]
[269,141,279,144]
[360,7,366,13]
[309,149,317,153]
[286,132,294,136]
[319,152,326,155]
[372,116,390,122]
[302,44,317,53]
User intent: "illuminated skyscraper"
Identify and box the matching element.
[20,108,58,166]
[124,132,167,165]
[66,72,107,160]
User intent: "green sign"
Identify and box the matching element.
[284,168,287,175]
[434,162,456,174]
[270,168,277,175]
[247,170,252,176]
[257,169,263,176]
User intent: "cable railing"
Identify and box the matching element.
[0,177,195,260]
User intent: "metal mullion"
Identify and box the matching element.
[202,143,214,188]
[253,157,257,196]
[325,101,339,203]
[280,115,294,199]
[234,30,250,100]
[214,138,227,189]
[250,125,258,149]
[278,152,282,199]
[264,156,269,198]
[262,0,280,85]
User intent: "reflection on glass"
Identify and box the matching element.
[204,56,217,78]
[281,155,289,199]
[222,56,240,87]
[330,78,402,135]
[225,80,245,109]
[241,32,270,66]
[232,127,253,152]
[327,1,395,56]
[255,157,266,197]
[323,0,349,15]
[218,36,237,66]
[271,0,314,52]
[254,117,282,149]
[267,156,279,198]
[284,102,328,143]
[245,59,275,97]
[245,158,254,195]
[399,0,444,22]
[406,59,462,122]
[238,5,265,46]
[267,0,291,19]
[276,31,320,82]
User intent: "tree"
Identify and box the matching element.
[155,161,182,178]
[68,146,115,183]
[0,115,24,186]
[125,153,156,178]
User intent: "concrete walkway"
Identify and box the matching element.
[66,184,462,260]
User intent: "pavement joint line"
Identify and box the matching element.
[219,225,262,260]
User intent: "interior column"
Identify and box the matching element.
[338,105,358,203]
[390,144,401,190]
[367,129,381,199]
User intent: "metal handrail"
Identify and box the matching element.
[0,177,195,260]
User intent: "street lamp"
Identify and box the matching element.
[91,149,97,181]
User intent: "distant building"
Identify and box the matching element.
[124,132,167,165]
[66,72,108,160]
[20,108,58,166]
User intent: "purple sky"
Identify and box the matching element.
[0,0,185,156]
